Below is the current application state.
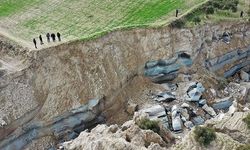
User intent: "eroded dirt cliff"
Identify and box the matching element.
[0,22,250,149]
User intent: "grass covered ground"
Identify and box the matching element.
[0,0,205,45]
[184,0,250,27]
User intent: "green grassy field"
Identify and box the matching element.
[184,0,250,27]
[0,0,205,45]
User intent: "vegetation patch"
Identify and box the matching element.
[243,114,250,129]
[137,118,160,134]
[173,0,248,27]
[194,126,216,146]
[170,19,186,29]
[237,144,250,150]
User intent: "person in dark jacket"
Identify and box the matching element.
[51,33,56,42]
[33,38,37,49]
[39,35,44,45]
[240,11,244,17]
[176,9,179,17]
[57,32,61,42]
[46,33,50,43]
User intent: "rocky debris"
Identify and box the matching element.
[0,98,105,150]
[153,92,176,102]
[74,110,248,150]
[61,113,170,150]
[141,106,170,131]
[171,105,183,132]
[184,121,194,129]
[142,76,249,137]
[198,99,207,106]
[181,103,189,108]
[144,52,192,83]
[141,81,224,133]
[186,82,205,102]
[240,70,250,82]
[202,104,217,117]
[228,100,238,115]
[191,116,205,126]
[180,108,189,121]
[224,82,249,104]
[210,88,217,97]
[187,89,202,101]
[142,105,166,119]
[212,98,233,110]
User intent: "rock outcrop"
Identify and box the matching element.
[207,111,250,144]
[205,46,250,78]
[61,113,169,150]
[0,98,104,150]
[144,52,192,83]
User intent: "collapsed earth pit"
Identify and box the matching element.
[0,22,250,149]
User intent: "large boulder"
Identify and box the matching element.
[171,105,183,132]
[212,99,233,111]
[142,105,166,119]
[202,104,217,117]
[186,82,205,102]
[191,116,205,126]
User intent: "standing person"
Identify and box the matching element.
[51,33,56,42]
[46,33,50,43]
[240,11,244,17]
[39,35,44,45]
[176,9,179,17]
[33,38,37,49]
[57,32,61,42]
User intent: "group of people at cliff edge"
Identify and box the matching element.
[33,32,61,49]
[32,9,245,49]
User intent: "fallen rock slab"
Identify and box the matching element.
[142,105,166,119]
[192,116,205,126]
[171,105,182,132]
[202,104,217,117]
[154,92,176,102]
[212,100,233,110]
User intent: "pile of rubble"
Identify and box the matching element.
[139,81,249,133]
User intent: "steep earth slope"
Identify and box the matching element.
[0,22,250,149]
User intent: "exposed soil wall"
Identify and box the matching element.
[0,22,249,149]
